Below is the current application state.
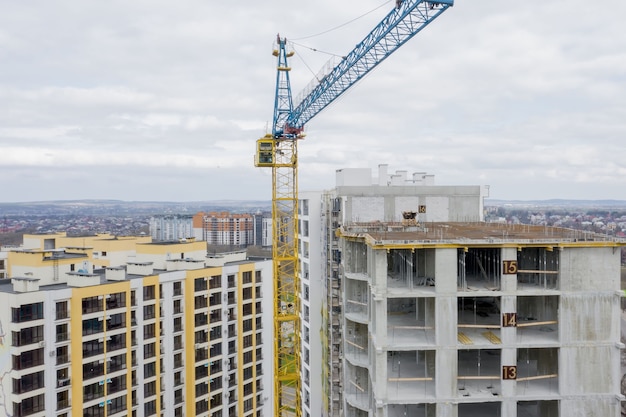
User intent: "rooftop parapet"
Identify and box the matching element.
[339,222,626,248]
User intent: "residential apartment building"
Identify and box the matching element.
[301,164,625,417]
[19,232,152,271]
[1,235,272,417]
[193,212,255,247]
[149,215,194,242]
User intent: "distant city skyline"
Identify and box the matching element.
[1,1,625,202]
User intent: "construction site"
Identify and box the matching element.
[335,221,624,416]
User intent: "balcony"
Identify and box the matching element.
[57,378,71,388]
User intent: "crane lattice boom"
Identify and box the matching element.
[278,0,453,137]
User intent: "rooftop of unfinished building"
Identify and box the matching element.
[340,221,626,246]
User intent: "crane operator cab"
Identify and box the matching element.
[255,135,275,167]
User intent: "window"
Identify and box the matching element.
[83,404,104,417]
[82,340,104,358]
[173,281,182,296]
[174,335,183,350]
[144,362,156,378]
[194,295,208,309]
[107,313,126,330]
[12,325,44,346]
[144,399,157,416]
[209,275,222,289]
[196,399,209,414]
[174,371,183,385]
[242,271,252,284]
[173,299,182,314]
[194,278,208,292]
[195,382,209,396]
[195,365,209,379]
[107,333,126,352]
[108,375,127,394]
[242,287,252,300]
[12,303,44,323]
[144,304,155,319]
[174,353,183,369]
[83,381,104,401]
[14,393,45,416]
[144,323,156,339]
[108,354,126,373]
[145,381,157,397]
[82,318,103,336]
[12,348,44,370]
[143,285,155,301]
[57,390,70,411]
[243,335,252,348]
[109,395,127,414]
[195,312,208,327]
[12,370,44,394]
[106,292,126,309]
[209,343,222,357]
[242,319,252,332]
[56,345,69,365]
[173,317,183,332]
[83,361,104,379]
[81,297,102,314]
[56,301,68,320]
[144,342,156,359]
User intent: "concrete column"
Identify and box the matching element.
[436,348,457,398]
[501,399,517,417]
[500,247,518,292]
[434,248,457,294]
[500,347,517,397]
[371,247,387,295]
[373,342,387,408]
[436,402,457,417]
[500,295,516,346]
[436,296,457,347]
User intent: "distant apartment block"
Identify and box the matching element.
[2,234,272,417]
[150,215,194,241]
[193,212,255,247]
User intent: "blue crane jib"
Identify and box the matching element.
[273,0,453,139]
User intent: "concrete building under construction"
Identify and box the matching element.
[300,165,625,417]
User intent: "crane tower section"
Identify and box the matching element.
[255,2,453,416]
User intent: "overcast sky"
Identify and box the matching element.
[1,0,624,203]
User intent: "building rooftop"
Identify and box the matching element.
[340,222,626,248]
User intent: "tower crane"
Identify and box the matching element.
[254,1,453,416]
